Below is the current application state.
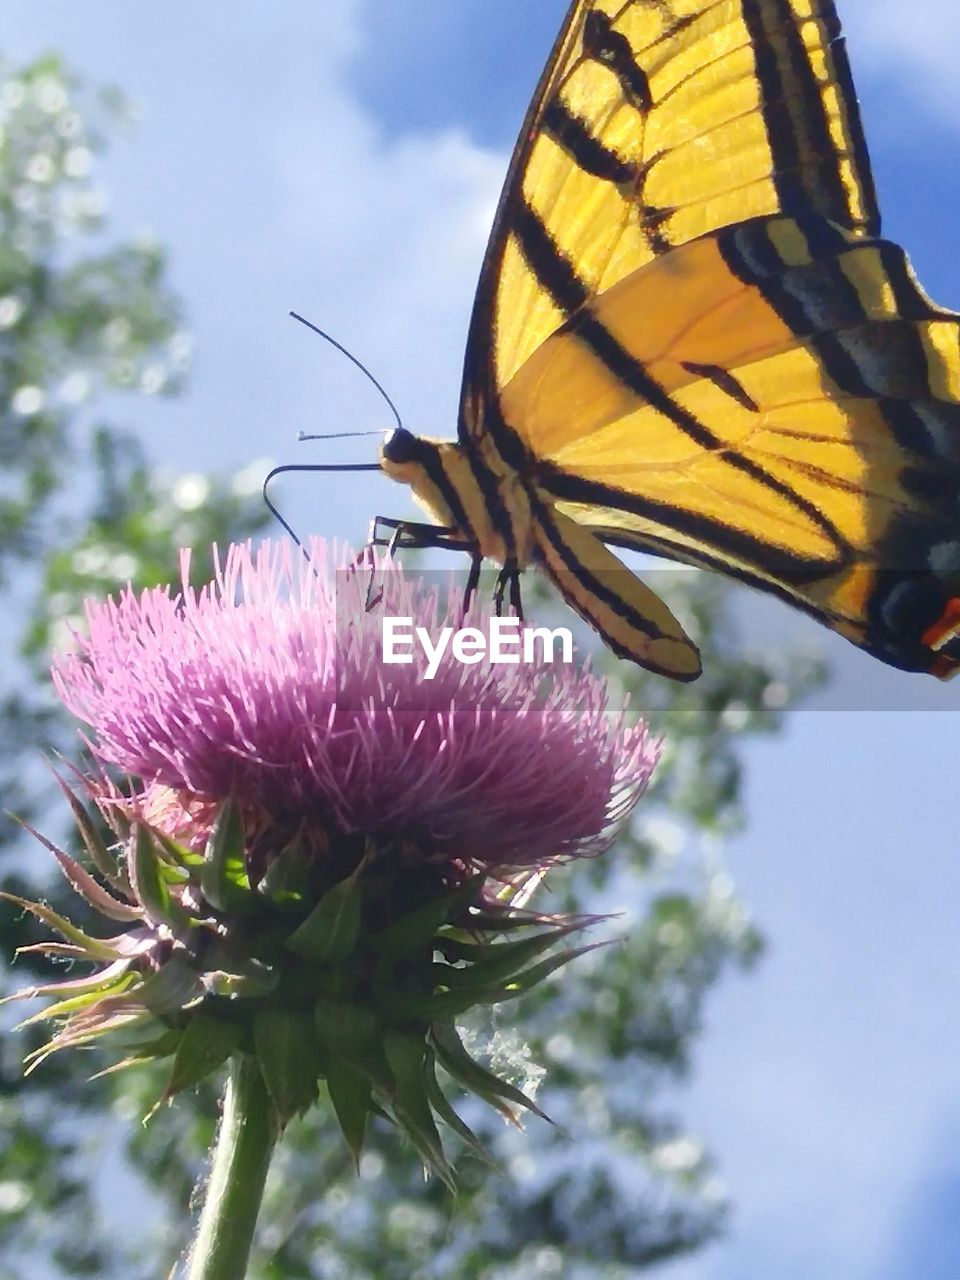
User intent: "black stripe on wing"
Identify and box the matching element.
[531,493,672,645]
[581,10,653,112]
[513,199,591,316]
[536,463,849,583]
[680,361,760,413]
[719,217,951,402]
[743,0,879,234]
[541,99,639,185]
[563,306,851,560]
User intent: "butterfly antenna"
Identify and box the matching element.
[263,457,383,550]
[290,310,403,433]
[263,313,396,551]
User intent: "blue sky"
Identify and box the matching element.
[5,3,960,1277]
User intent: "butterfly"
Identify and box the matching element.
[373,0,960,681]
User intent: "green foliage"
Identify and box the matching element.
[0,50,267,1280]
[24,428,269,664]
[0,54,185,577]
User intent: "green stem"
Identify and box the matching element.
[186,1054,281,1280]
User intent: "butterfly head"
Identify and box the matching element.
[379,427,449,494]
[380,426,426,470]
[379,426,445,509]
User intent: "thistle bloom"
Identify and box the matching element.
[53,539,654,874]
[11,539,659,1234]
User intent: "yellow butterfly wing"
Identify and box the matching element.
[504,215,960,675]
[454,0,960,678]
[460,0,878,423]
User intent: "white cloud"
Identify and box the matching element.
[845,1,960,123]
[275,108,505,437]
[2,0,509,533]
[235,5,509,540]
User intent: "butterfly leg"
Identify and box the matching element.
[362,516,473,610]
[494,558,522,619]
[463,552,483,620]
[361,517,408,609]
[365,516,467,554]
[509,565,524,622]
[361,517,397,610]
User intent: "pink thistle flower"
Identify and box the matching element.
[53,539,658,878]
[11,538,661,1187]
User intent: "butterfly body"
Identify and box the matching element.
[377,0,960,680]
[379,430,536,570]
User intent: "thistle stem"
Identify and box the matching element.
[186,1054,280,1280]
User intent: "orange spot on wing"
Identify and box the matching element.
[923,598,960,669]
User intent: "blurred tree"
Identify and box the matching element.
[0,54,182,578]
[0,50,263,822]
[0,48,824,1280]
[0,52,269,1278]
